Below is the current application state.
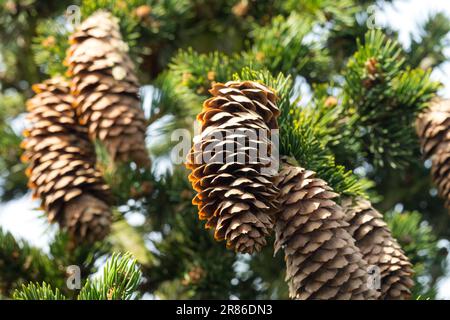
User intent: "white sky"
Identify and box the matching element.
[379,0,450,98]
[1,0,450,298]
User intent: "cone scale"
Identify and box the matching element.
[416,99,450,209]
[342,197,414,299]
[274,163,379,300]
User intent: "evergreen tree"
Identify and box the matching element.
[0,0,449,300]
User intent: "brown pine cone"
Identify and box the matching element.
[275,163,379,300]
[65,11,150,168]
[21,77,112,243]
[342,197,414,299]
[185,81,280,254]
[416,99,450,208]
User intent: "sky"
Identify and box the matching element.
[1,0,450,298]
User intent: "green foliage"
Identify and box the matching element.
[407,12,450,70]
[151,210,238,299]
[0,227,110,298]
[32,18,70,76]
[248,13,313,75]
[95,141,154,206]
[109,219,155,267]
[169,49,249,98]
[48,232,111,285]
[282,0,359,28]
[1,0,450,301]
[13,252,141,300]
[0,227,59,296]
[0,88,24,119]
[0,124,27,201]
[151,71,199,121]
[80,0,199,50]
[13,282,67,300]
[247,244,288,299]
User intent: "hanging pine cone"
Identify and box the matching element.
[65,11,150,168]
[275,162,379,300]
[342,197,414,299]
[21,77,112,243]
[416,99,450,208]
[185,81,280,254]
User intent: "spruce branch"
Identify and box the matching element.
[13,282,67,300]
[0,228,61,297]
[0,90,27,202]
[169,49,250,98]
[247,12,331,83]
[78,252,142,300]
[342,30,441,169]
[0,124,27,201]
[32,18,70,77]
[2,0,449,302]
[48,231,112,285]
[109,219,156,268]
[248,13,313,75]
[281,0,359,28]
[12,253,142,300]
[152,69,202,120]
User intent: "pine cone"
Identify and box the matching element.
[416,99,450,208]
[185,81,280,254]
[342,197,414,299]
[65,11,150,168]
[275,163,379,300]
[21,77,112,243]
